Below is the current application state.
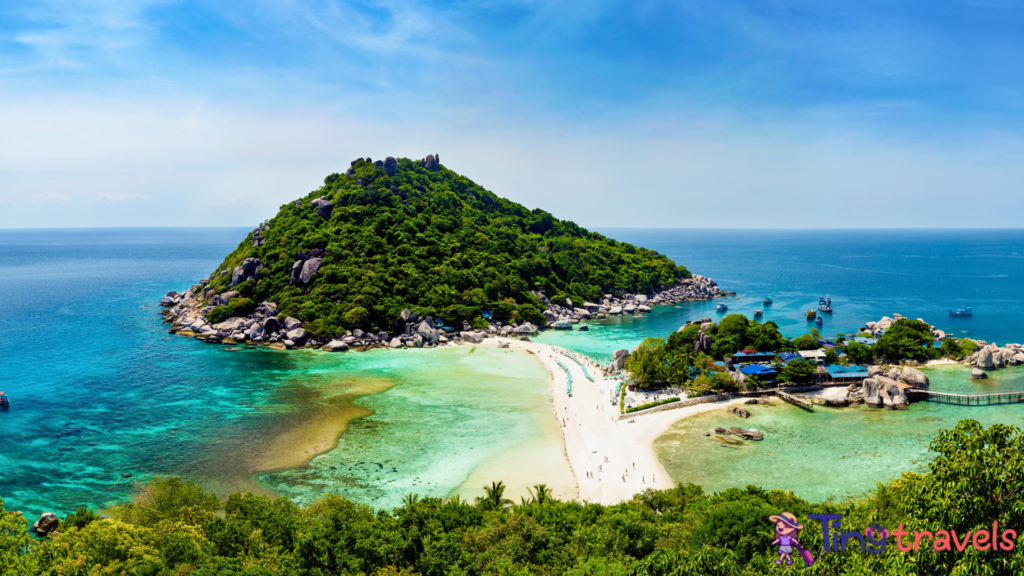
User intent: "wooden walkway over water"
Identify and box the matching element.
[776,390,814,412]
[906,389,1024,406]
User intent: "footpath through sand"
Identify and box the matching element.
[487,337,747,505]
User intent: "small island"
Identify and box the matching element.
[160,155,727,350]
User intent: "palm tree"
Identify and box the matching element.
[402,493,420,508]
[527,484,551,505]
[481,480,512,509]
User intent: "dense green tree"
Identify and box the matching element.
[4,421,1024,575]
[778,358,815,385]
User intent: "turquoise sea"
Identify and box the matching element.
[2,228,1023,515]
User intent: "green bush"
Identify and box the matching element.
[206,297,255,324]
[779,358,815,385]
[63,506,97,531]
[471,316,490,330]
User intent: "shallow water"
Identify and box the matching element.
[654,365,1024,501]
[258,345,576,510]
[0,229,571,516]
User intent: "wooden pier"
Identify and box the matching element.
[906,389,1024,406]
[776,390,814,412]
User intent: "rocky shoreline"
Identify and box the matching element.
[159,275,729,352]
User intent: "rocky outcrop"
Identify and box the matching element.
[515,322,538,335]
[231,257,261,287]
[31,512,59,536]
[971,368,988,379]
[311,197,334,220]
[323,340,349,352]
[899,367,929,389]
[416,319,439,343]
[384,156,397,177]
[694,330,713,355]
[424,154,440,171]
[460,331,484,344]
[289,249,325,286]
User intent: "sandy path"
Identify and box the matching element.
[484,338,746,505]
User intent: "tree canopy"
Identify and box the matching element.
[3,420,1022,575]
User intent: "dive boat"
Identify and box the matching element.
[716,302,728,312]
[763,297,773,305]
[818,295,833,313]
[0,391,8,407]
[949,307,973,317]
[754,309,763,317]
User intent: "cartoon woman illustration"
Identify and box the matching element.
[769,512,814,566]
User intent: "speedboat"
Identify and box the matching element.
[949,307,973,317]
[754,309,763,317]
[716,302,728,312]
[818,295,833,313]
[763,297,773,305]
[0,391,8,408]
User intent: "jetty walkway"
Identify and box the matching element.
[906,389,1024,406]
[775,390,814,412]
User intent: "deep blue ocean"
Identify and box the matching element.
[2,228,1022,515]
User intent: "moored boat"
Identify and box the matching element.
[949,307,973,316]
[716,302,728,312]
[763,297,773,305]
[0,391,8,407]
[754,309,763,317]
[806,310,817,320]
[818,295,833,313]
[815,316,824,326]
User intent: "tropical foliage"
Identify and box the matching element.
[2,420,1022,575]
[202,158,691,336]
[625,315,960,390]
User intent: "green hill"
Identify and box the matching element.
[199,155,691,338]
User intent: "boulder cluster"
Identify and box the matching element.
[161,283,542,352]
[833,366,930,410]
[290,249,325,286]
[534,275,728,328]
[861,314,947,340]
[161,268,725,357]
[966,342,1024,378]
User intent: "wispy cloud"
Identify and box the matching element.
[31,193,71,205]
[95,192,147,203]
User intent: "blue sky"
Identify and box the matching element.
[2,0,1023,228]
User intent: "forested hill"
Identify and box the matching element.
[195,154,691,337]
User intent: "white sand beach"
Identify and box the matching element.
[479,337,746,505]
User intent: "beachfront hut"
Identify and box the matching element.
[825,364,869,383]
[798,350,828,364]
[739,364,777,376]
[732,351,777,364]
